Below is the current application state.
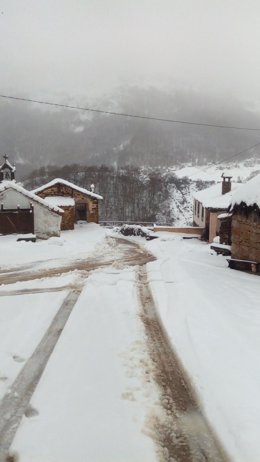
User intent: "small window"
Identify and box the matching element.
[197,202,200,218]
[201,206,204,221]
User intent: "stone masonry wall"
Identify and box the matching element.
[61,206,75,230]
[37,184,99,223]
[231,211,260,262]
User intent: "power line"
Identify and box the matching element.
[1,93,260,132]
[215,140,260,165]
[185,139,260,182]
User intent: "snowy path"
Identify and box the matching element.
[0,289,82,460]
[0,231,228,462]
[146,234,260,462]
[137,266,227,462]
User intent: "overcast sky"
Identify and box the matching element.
[1,0,260,102]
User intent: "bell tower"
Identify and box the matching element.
[0,154,16,182]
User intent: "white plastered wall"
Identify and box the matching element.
[33,203,61,239]
[0,189,30,208]
[193,199,206,227]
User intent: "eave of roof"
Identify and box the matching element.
[0,181,63,214]
[0,160,16,172]
[33,178,103,200]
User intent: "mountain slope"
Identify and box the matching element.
[1,87,260,176]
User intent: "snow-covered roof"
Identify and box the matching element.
[0,159,16,172]
[193,182,241,209]
[33,178,103,200]
[44,196,75,207]
[0,181,63,214]
[217,212,232,219]
[230,174,260,209]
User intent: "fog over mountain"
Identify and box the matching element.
[2,1,260,177]
[1,86,260,179]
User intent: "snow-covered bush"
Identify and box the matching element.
[115,224,158,240]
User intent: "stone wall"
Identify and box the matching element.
[61,206,75,230]
[231,210,260,262]
[154,226,204,235]
[37,184,99,224]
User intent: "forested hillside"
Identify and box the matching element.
[24,164,208,225]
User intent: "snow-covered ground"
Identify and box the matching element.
[0,291,69,400]
[173,159,260,182]
[10,268,158,462]
[0,222,106,269]
[145,234,260,462]
[1,225,260,461]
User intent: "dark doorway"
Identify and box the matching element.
[76,203,87,221]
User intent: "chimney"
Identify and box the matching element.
[90,183,95,193]
[221,173,232,195]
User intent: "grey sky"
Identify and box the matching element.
[1,0,260,102]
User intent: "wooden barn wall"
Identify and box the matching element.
[0,209,34,235]
[231,211,260,262]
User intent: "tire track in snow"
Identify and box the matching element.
[0,237,155,286]
[0,289,82,462]
[0,237,156,461]
[137,265,230,462]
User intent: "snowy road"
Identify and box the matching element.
[0,290,81,460]
[0,229,228,461]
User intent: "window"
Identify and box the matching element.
[201,206,204,221]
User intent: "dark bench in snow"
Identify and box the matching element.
[210,243,231,256]
[227,258,259,274]
[17,233,36,243]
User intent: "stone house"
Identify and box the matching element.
[229,174,260,272]
[193,175,240,242]
[0,181,63,238]
[33,178,103,230]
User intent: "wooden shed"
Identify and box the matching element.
[33,178,103,230]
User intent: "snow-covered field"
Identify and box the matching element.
[0,224,260,461]
[173,159,260,182]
